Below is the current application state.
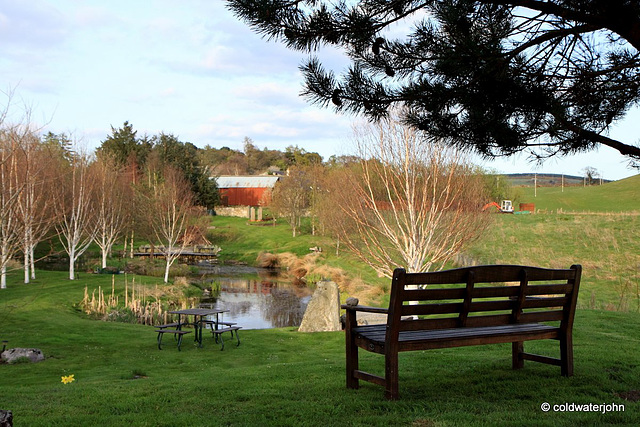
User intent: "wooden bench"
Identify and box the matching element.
[342,264,582,399]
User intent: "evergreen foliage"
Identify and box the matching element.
[97,123,219,209]
[227,0,640,164]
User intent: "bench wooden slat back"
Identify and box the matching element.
[388,265,581,334]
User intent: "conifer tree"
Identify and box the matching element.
[227,0,640,165]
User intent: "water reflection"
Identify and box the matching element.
[199,271,313,330]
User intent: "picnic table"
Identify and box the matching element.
[155,307,241,350]
[168,308,229,347]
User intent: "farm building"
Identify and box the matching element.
[215,175,280,207]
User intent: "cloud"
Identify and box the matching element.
[0,1,68,48]
[192,104,351,154]
[232,80,302,105]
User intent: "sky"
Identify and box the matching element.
[1,0,638,181]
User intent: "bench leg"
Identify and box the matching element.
[345,318,359,390]
[157,332,164,350]
[512,342,524,370]
[385,351,399,400]
[177,333,185,351]
[560,334,573,376]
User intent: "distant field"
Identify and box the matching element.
[513,174,639,212]
[470,213,640,311]
[506,173,587,187]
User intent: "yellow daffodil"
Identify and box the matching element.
[61,374,75,384]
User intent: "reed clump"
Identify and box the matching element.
[79,275,198,325]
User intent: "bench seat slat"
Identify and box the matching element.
[155,322,187,329]
[210,326,241,334]
[154,329,191,335]
[355,323,558,344]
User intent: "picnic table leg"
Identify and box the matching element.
[177,332,185,351]
[157,331,164,350]
[213,313,220,343]
[198,316,204,347]
[174,316,183,341]
[218,332,225,351]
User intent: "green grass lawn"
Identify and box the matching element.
[208,216,332,263]
[1,271,639,426]
[3,175,637,425]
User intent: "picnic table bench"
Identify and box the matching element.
[342,264,582,399]
[201,320,241,350]
[154,327,191,351]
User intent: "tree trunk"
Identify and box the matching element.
[129,231,134,259]
[101,250,108,269]
[23,229,30,284]
[163,259,171,284]
[24,253,30,284]
[30,246,35,279]
[69,248,76,280]
[1,265,6,289]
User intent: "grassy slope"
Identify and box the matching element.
[1,272,639,426]
[468,174,640,311]
[209,216,332,263]
[518,174,640,212]
[209,215,388,292]
[468,214,640,311]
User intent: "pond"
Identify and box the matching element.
[197,265,313,330]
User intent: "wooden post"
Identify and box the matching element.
[512,342,524,370]
[345,309,359,390]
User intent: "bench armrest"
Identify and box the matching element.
[342,305,389,331]
[341,305,388,314]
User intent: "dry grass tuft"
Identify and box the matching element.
[256,252,279,268]
[258,252,383,304]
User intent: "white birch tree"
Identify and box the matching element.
[15,133,57,283]
[0,128,24,289]
[91,155,129,269]
[323,115,492,278]
[141,165,197,283]
[54,149,96,280]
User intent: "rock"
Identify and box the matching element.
[298,280,341,332]
[1,348,45,364]
[340,312,389,329]
[345,297,359,306]
[356,312,388,325]
[0,410,13,427]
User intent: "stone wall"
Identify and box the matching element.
[214,206,251,218]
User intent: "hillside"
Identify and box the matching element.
[506,173,590,187]
[514,174,640,212]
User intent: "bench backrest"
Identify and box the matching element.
[387,265,582,334]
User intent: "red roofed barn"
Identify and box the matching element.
[215,176,280,207]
